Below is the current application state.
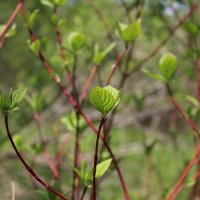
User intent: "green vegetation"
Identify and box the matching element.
[0,0,200,200]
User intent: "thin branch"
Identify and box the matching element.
[80,65,98,103]
[0,0,23,39]
[80,186,88,200]
[106,47,128,85]
[20,4,130,199]
[4,115,68,200]
[166,146,200,200]
[93,118,106,200]
[0,37,7,49]
[53,9,72,87]
[43,150,59,178]
[166,85,200,138]
[128,4,198,77]
[71,54,81,200]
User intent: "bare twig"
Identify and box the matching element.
[0,0,23,39]
[4,115,68,200]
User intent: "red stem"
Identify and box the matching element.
[20,4,130,199]
[55,24,73,86]
[4,115,68,200]
[167,85,200,138]
[55,134,70,169]
[0,0,23,39]
[106,48,128,85]
[166,146,200,200]
[128,4,198,76]
[0,37,7,48]
[80,65,98,103]
[44,150,59,178]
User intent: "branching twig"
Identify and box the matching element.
[166,85,200,138]
[166,146,200,200]
[20,3,130,199]
[128,4,198,76]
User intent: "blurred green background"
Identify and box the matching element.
[0,0,200,199]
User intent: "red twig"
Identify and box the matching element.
[4,115,68,200]
[0,37,7,49]
[106,47,128,85]
[54,19,72,86]
[166,146,200,200]
[167,85,200,138]
[44,150,59,178]
[128,4,198,76]
[0,0,23,39]
[55,134,71,169]
[80,65,98,103]
[20,4,130,199]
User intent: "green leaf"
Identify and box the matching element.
[185,95,199,108]
[73,167,82,178]
[142,69,166,82]
[104,85,121,108]
[61,111,86,133]
[0,88,27,113]
[30,143,43,155]
[185,178,195,188]
[81,161,87,179]
[53,0,66,6]
[27,9,39,27]
[10,88,27,109]
[5,24,17,38]
[159,53,178,80]
[184,21,199,35]
[41,0,66,8]
[93,43,116,64]
[85,158,112,181]
[28,39,41,55]
[89,85,121,117]
[68,32,86,52]
[96,158,112,178]
[40,0,54,8]
[117,20,141,43]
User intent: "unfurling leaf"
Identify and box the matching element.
[41,0,66,8]
[95,158,112,178]
[28,39,41,55]
[68,32,86,52]
[5,24,17,38]
[93,43,116,64]
[116,19,141,43]
[27,9,39,27]
[85,158,112,182]
[0,88,27,114]
[142,69,165,82]
[159,53,178,80]
[89,85,121,117]
[61,111,86,133]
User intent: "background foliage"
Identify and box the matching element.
[0,0,200,199]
